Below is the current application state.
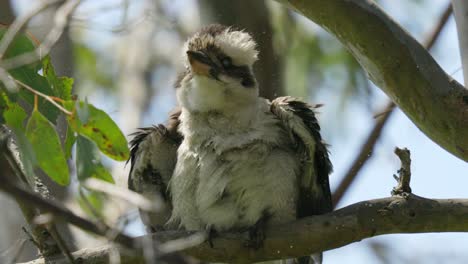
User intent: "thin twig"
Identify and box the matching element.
[13,78,72,115]
[332,3,453,207]
[48,225,76,264]
[78,187,106,222]
[0,68,17,92]
[0,179,136,249]
[21,227,41,250]
[84,178,161,212]
[0,0,82,70]
[392,147,412,195]
[0,0,62,59]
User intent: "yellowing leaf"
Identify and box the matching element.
[65,100,129,161]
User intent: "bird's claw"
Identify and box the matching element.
[206,226,218,248]
[244,215,268,249]
[245,225,266,249]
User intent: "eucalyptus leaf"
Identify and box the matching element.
[26,110,69,185]
[65,100,129,161]
[75,135,114,183]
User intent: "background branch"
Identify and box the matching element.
[0,178,136,250]
[0,0,81,70]
[278,0,468,161]
[0,0,61,60]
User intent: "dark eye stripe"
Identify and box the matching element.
[195,45,256,87]
[221,57,232,68]
[225,65,256,88]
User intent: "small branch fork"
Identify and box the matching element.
[13,78,72,115]
[392,147,412,195]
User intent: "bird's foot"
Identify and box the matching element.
[245,214,268,249]
[206,226,218,248]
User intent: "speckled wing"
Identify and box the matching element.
[128,109,182,232]
[270,96,333,218]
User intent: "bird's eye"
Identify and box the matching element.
[221,57,232,68]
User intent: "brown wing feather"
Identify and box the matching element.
[127,109,182,231]
[271,96,333,218]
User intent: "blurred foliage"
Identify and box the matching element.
[76,135,114,183]
[78,188,107,220]
[269,4,371,106]
[73,42,115,91]
[0,26,128,187]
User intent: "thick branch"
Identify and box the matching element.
[278,0,468,161]
[23,195,468,263]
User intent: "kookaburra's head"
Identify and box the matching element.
[176,24,259,113]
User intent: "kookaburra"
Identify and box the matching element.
[128,24,333,263]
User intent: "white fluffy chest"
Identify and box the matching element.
[168,108,300,231]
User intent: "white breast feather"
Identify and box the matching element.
[168,99,300,231]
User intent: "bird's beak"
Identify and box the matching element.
[187,51,215,77]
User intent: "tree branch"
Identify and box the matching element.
[392,147,412,195]
[22,195,468,263]
[277,0,468,161]
[333,3,453,207]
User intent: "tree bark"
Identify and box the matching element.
[0,2,46,262]
[276,0,468,161]
[21,194,468,264]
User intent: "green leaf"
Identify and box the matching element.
[75,135,114,183]
[26,110,69,185]
[42,56,73,100]
[0,91,6,123]
[65,100,129,161]
[2,94,27,129]
[77,189,106,219]
[0,27,60,123]
[73,43,114,89]
[64,124,76,159]
[1,94,36,179]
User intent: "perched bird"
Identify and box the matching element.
[128,24,333,263]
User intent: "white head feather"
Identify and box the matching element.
[183,25,258,67]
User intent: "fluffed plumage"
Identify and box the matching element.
[128,24,332,263]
